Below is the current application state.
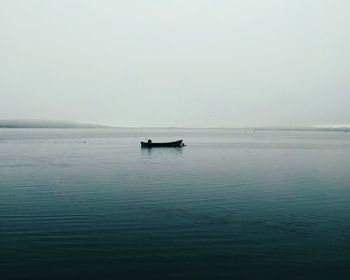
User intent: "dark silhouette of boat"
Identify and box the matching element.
[141,139,184,148]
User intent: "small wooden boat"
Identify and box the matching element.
[141,139,184,148]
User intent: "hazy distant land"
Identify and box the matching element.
[0,120,348,131]
[0,120,109,128]
[253,126,350,132]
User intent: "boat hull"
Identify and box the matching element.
[141,140,183,148]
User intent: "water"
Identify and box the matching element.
[1,128,350,279]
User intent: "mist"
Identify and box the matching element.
[0,0,349,127]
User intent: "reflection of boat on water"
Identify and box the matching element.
[141,139,185,148]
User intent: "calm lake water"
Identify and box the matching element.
[1,128,350,279]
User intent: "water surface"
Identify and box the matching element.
[1,128,350,279]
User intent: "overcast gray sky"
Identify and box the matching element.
[0,0,349,127]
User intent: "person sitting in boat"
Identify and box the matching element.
[148,139,152,144]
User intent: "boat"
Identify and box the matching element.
[141,139,184,148]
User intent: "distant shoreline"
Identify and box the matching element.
[0,121,348,132]
[0,120,109,129]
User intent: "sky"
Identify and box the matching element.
[0,0,349,127]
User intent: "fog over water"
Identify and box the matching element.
[0,0,349,127]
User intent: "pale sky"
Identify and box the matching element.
[0,0,349,127]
